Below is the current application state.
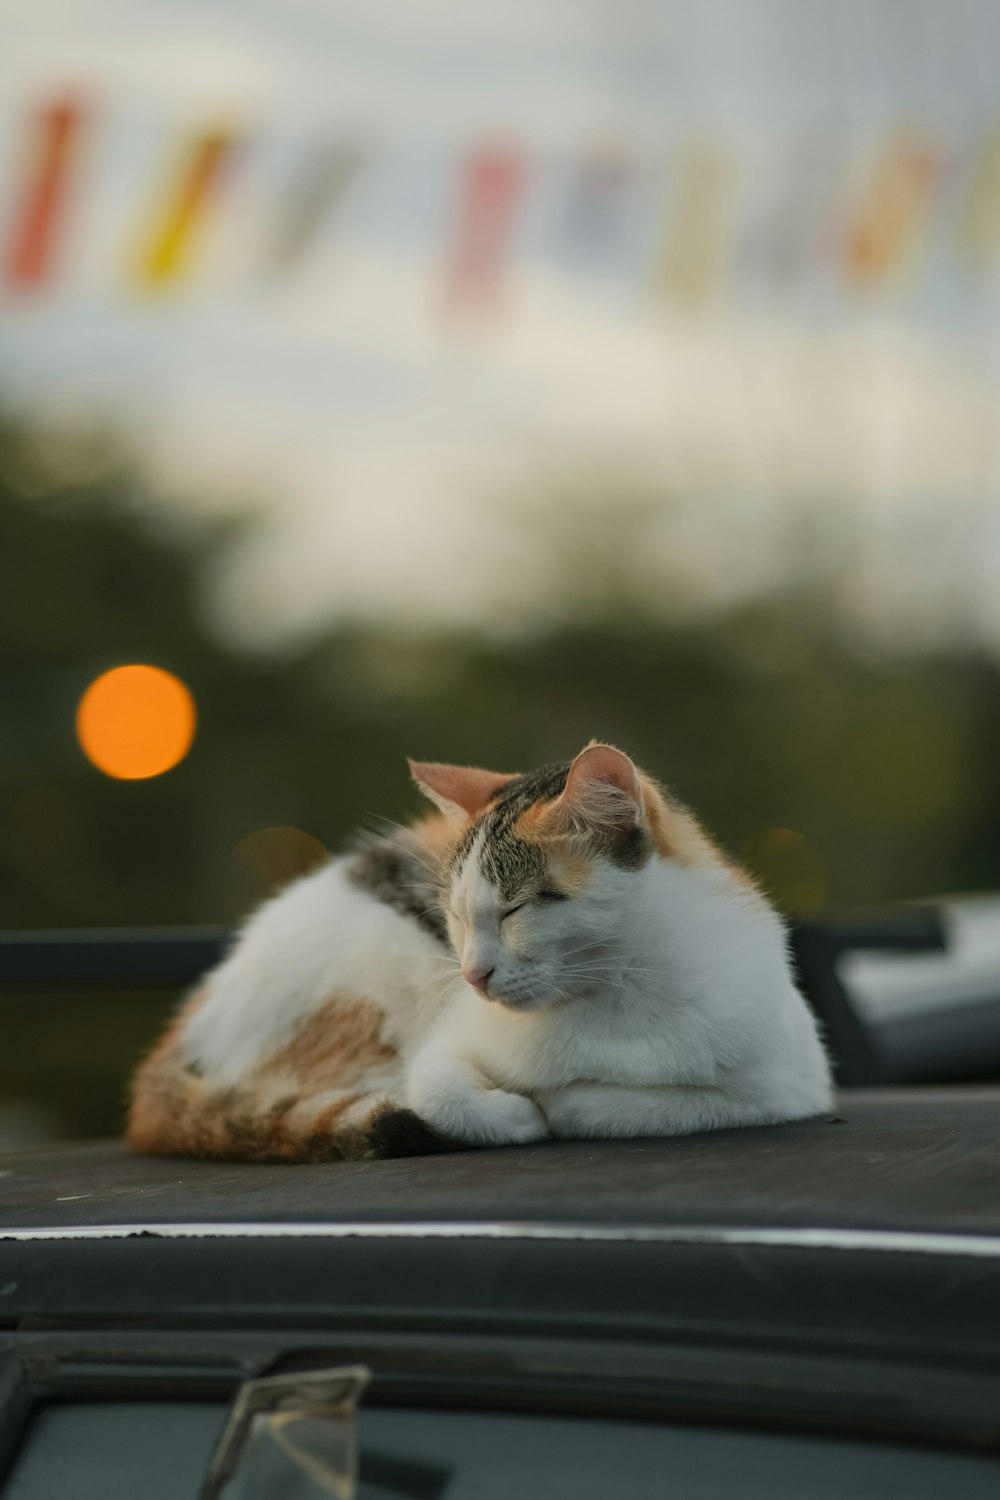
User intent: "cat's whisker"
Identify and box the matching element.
[561,966,659,996]
[558,938,615,960]
[561,959,636,976]
[567,959,617,972]
[360,815,448,884]
[413,957,462,991]
[543,982,577,1011]
[566,961,656,978]
[412,903,450,924]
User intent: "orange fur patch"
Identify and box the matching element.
[127,990,397,1164]
[410,811,462,863]
[642,778,718,866]
[125,984,209,1155]
[641,776,758,891]
[511,801,548,836]
[545,842,595,896]
[309,1094,364,1135]
[508,768,756,899]
[512,805,594,896]
[263,996,397,1091]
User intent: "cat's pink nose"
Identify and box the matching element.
[463,964,495,995]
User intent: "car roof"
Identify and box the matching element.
[2,1086,999,1241]
[3,1084,1000,1449]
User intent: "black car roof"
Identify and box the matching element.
[2,1086,998,1240]
[3,1087,1000,1456]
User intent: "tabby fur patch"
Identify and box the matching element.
[346,833,449,944]
[451,760,652,898]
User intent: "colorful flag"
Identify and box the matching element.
[3,97,86,290]
[559,141,632,258]
[958,128,1000,275]
[651,141,735,310]
[442,146,525,314]
[846,134,938,289]
[737,135,845,298]
[263,141,366,276]
[134,128,238,287]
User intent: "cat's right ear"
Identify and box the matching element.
[548,742,644,835]
[408,760,517,822]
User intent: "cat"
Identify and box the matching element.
[127,742,832,1161]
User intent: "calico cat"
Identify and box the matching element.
[127,742,832,1161]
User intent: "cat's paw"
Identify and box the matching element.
[365,1105,455,1159]
[532,1085,597,1139]
[463,1089,550,1147]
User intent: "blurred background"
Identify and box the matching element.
[2,0,1000,1146]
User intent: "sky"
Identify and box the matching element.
[1,0,1000,650]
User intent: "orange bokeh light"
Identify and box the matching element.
[76,664,196,780]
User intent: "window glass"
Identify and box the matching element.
[5,1402,999,1500]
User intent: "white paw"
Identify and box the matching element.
[463,1089,549,1147]
[534,1088,588,1139]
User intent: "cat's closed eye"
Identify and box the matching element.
[501,891,567,920]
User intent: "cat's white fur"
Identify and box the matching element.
[182,859,448,1084]
[181,800,832,1146]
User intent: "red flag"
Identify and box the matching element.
[443,146,525,314]
[4,97,85,290]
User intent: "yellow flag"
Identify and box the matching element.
[958,128,1000,274]
[652,141,734,310]
[135,129,237,287]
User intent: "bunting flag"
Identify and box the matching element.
[263,141,365,276]
[651,141,735,309]
[442,146,525,313]
[738,137,844,296]
[2,99,997,317]
[134,128,238,287]
[958,129,1000,275]
[559,142,632,258]
[846,134,938,288]
[3,97,86,290]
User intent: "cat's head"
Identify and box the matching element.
[409,743,661,1012]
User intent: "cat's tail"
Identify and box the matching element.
[126,996,451,1163]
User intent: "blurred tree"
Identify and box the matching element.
[2,416,999,929]
[2,414,999,1140]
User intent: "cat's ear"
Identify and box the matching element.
[550,743,643,834]
[408,759,517,821]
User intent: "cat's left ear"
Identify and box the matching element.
[408,759,517,822]
[550,742,644,834]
